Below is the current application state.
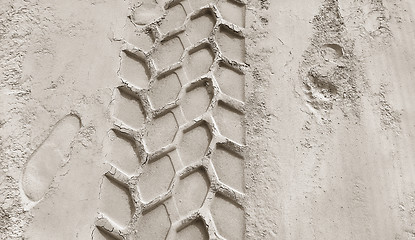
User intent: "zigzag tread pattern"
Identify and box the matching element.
[95,0,247,239]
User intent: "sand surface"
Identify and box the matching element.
[1,0,415,239]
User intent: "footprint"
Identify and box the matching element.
[21,114,81,204]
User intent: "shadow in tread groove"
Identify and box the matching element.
[92,227,119,240]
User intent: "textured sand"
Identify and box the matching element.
[0,0,415,239]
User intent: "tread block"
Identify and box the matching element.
[211,194,244,240]
[148,72,182,109]
[185,12,215,44]
[215,63,245,102]
[173,169,209,216]
[218,0,245,27]
[103,130,140,176]
[159,4,187,34]
[212,145,244,192]
[180,83,212,121]
[132,204,171,240]
[213,102,245,144]
[131,2,164,25]
[123,21,154,52]
[100,176,134,227]
[183,46,214,82]
[144,112,178,152]
[152,37,184,70]
[138,156,175,202]
[119,51,150,89]
[216,27,245,63]
[113,88,146,130]
[178,123,212,166]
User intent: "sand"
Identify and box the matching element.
[0,0,414,239]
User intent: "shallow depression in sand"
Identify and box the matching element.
[22,114,81,202]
